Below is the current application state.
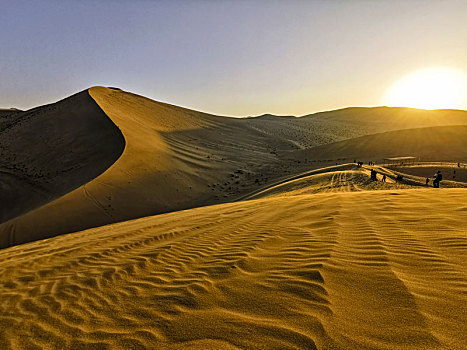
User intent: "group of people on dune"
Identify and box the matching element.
[370,168,386,182]
[429,171,443,188]
[355,161,452,188]
[358,161,445,188]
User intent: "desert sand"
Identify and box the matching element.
[2,87,467,247]
[0,87,466,349]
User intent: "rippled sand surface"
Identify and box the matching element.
[1,185,465,349]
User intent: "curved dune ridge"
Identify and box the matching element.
[0,90,125,233]
[0,87,298,248]
[0,181,465,349]
[1,87,467,249]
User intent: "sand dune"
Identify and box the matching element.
[1,88,466,249]
[0,91,124,231]
[291,125,467,163]
[388,163,467,183]
[243,164,409,199]
[0,175,465,349]
[249,107,467,149]
[1,87,466,349]
[0,87,296,247]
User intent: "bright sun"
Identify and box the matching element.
[383,67,467,110]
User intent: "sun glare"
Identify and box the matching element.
[383,67,467,110]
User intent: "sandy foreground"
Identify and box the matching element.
[1,88,466,349]
[0,179,466,349]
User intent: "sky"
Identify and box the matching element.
[1,0,467,116]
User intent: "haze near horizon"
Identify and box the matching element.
[1,0,467,116]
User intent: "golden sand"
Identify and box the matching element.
[0,184,465,349]
[1,87,466,349]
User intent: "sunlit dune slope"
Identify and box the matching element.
[247,164,467,200]
[0,184,465,349]
[291,125,467,162]
[244,164,409,199]
[0,90,125,228]
[249,107,467,149]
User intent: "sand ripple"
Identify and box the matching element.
[0,189,466,349]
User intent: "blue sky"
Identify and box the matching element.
[1,0,466,116]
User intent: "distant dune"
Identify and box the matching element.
[1,87,467,248]
[292,125,467,162]
[248,106,467,149]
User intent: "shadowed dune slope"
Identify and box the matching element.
[291,125,467,162]
[0,90,125,228]
[0,109,22,117]
[0,186,465,349]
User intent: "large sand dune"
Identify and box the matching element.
[1,87,466,249]
[0,91,124,228]
[0,177,465,349]
[0,109,22,117]
[0,87,296,247]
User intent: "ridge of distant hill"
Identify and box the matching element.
[290,124,467,162]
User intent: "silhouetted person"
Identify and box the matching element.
[425,177,429,186]
[433,170,442,188]
[382,174,386,182]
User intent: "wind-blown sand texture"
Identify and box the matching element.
[0,87,466,349]
[0,184,465,349]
